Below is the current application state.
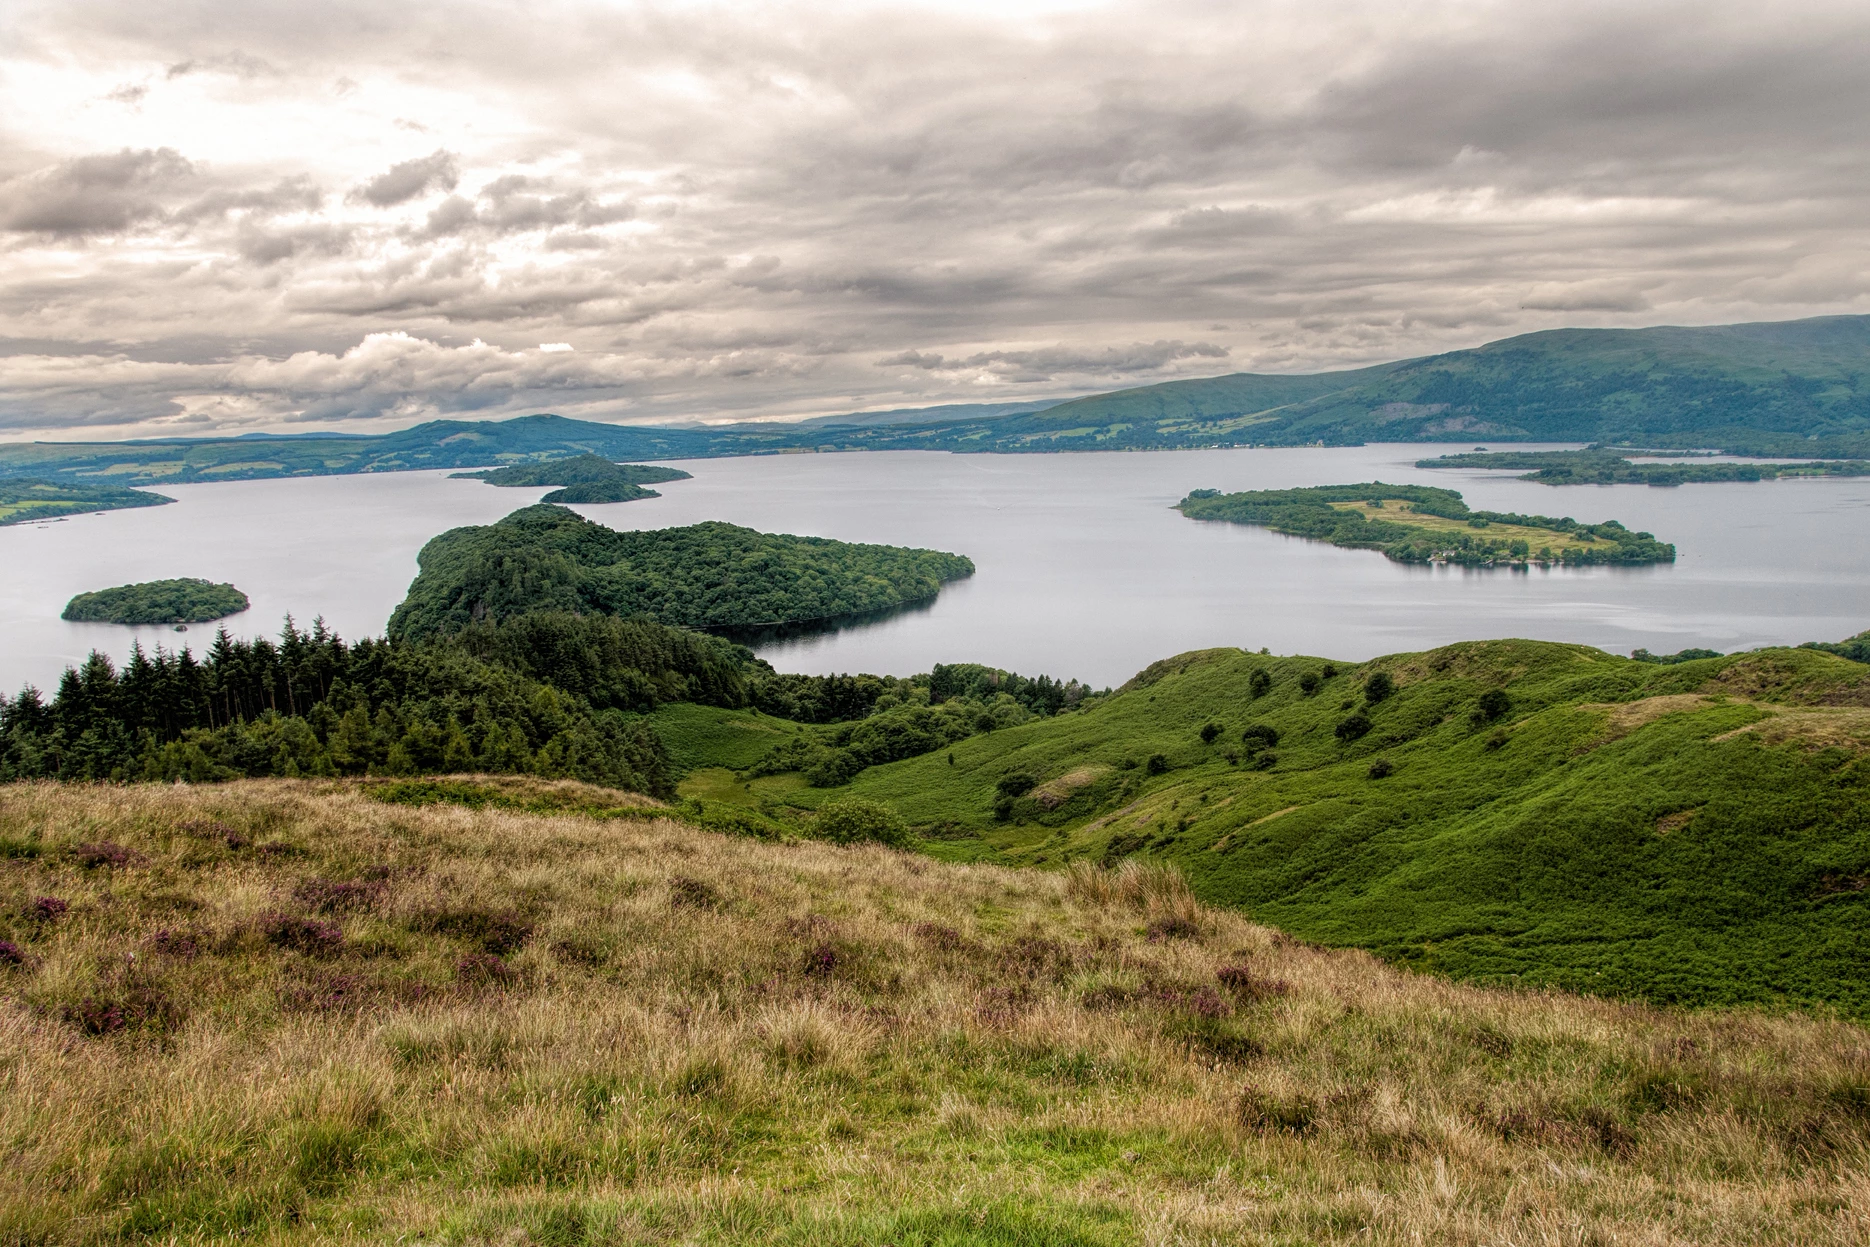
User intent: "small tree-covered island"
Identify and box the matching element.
[60,578,250,625]
[448,452,692,503]
[1178,482,1676,566]
[389,504,975,639]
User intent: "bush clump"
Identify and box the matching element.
[814,797,908,847]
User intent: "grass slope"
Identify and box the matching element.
[5,778,1870,1244]
[676,642,1870,1016]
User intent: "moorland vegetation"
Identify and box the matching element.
[450,453,692,504]
[386,505,975,640]
[4,779,1870,1244]
[1176,483,1674,565]
[61,578,250,626]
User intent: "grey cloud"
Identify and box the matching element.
[352,150,458,207]
[1,148,195,235]
[3,1,1870,436]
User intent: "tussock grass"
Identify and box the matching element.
[3,777,1869,1243]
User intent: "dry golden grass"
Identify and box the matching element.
[2,778,1869,1245]
[1328,500,1605,554]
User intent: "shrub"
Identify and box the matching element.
[996,772,1037,798]
[1485,729,1509,751]
[1335,712,1373,743]
[0,940,25,966]
[1476,688,1512,722]
[415,908,534,955]
[1255,751,1279,770]
[803,942,839,977]
[256,913,345,957]
[1241,724,1280,749]
[1248,669,1272,699]
[815,797,909,847]
[1298,672,1321,696]
[1216,964,1292,1001]
[1368,758,1395,779]
[1146,915,1200,942]
[1144,753,1171,776]
[72,842,135,869]
[1199,722,1222,744]
[26,896,68,924]
[1365,671,1395,703]
[292,878,385,914]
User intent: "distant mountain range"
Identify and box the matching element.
[4,314,1869,484]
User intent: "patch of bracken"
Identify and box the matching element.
[255,913,344,957]
[292,877,386,914]
[72,842,136,869]
[26,896,69,924]
[1146,915,1200,942]
[668,876,723,911]
[1216,964,1293,1001]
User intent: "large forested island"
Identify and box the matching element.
[387,504,975,640]
[1177,482,1675,565]
[61,578,250,625]
[449,452,692,503]
[0,478,173,526]
[1419,447,1870,485]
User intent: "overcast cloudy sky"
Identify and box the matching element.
[2,0,1867,438]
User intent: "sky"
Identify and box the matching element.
[1,0,1867,439]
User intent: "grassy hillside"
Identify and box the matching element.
[674,640,1870,1017]
[5,778,1870,1244]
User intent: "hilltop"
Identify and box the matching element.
[3,777,1867,1243]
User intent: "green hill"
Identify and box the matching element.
[387,505,975,641]
[0,478,173,525]
[677,638,1870,1017]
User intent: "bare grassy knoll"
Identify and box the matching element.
[3,779,1869,1245]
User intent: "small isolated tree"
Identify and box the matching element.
[1199,722,1222,745]
[1475,688,1511,723]
[1248,668,1272,699]
[1367,758,1394,779]
[1298,672,1321,697]
[1364,671,1395,704]
[1335,712,1372,743]
[815,797,908,847]
[1144,753,1171,776]
[996,772,1037,798]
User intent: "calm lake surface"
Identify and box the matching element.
[4,443,1870,694]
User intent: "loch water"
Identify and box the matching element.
[4,443,1870,695]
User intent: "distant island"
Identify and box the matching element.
[61,577,250,625]
[1419,447,1870,486]
[387,504,975,640]
[0,479,173,526]
[449,452,692,503]
[1177,482,1675,566]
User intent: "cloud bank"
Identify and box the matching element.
[2,0,1868,436]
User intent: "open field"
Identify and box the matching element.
[1327,500,1608,555]
[4,777,1870,1243]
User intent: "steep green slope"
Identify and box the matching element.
[716,641,1870,1015]
[388,505,975,641]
